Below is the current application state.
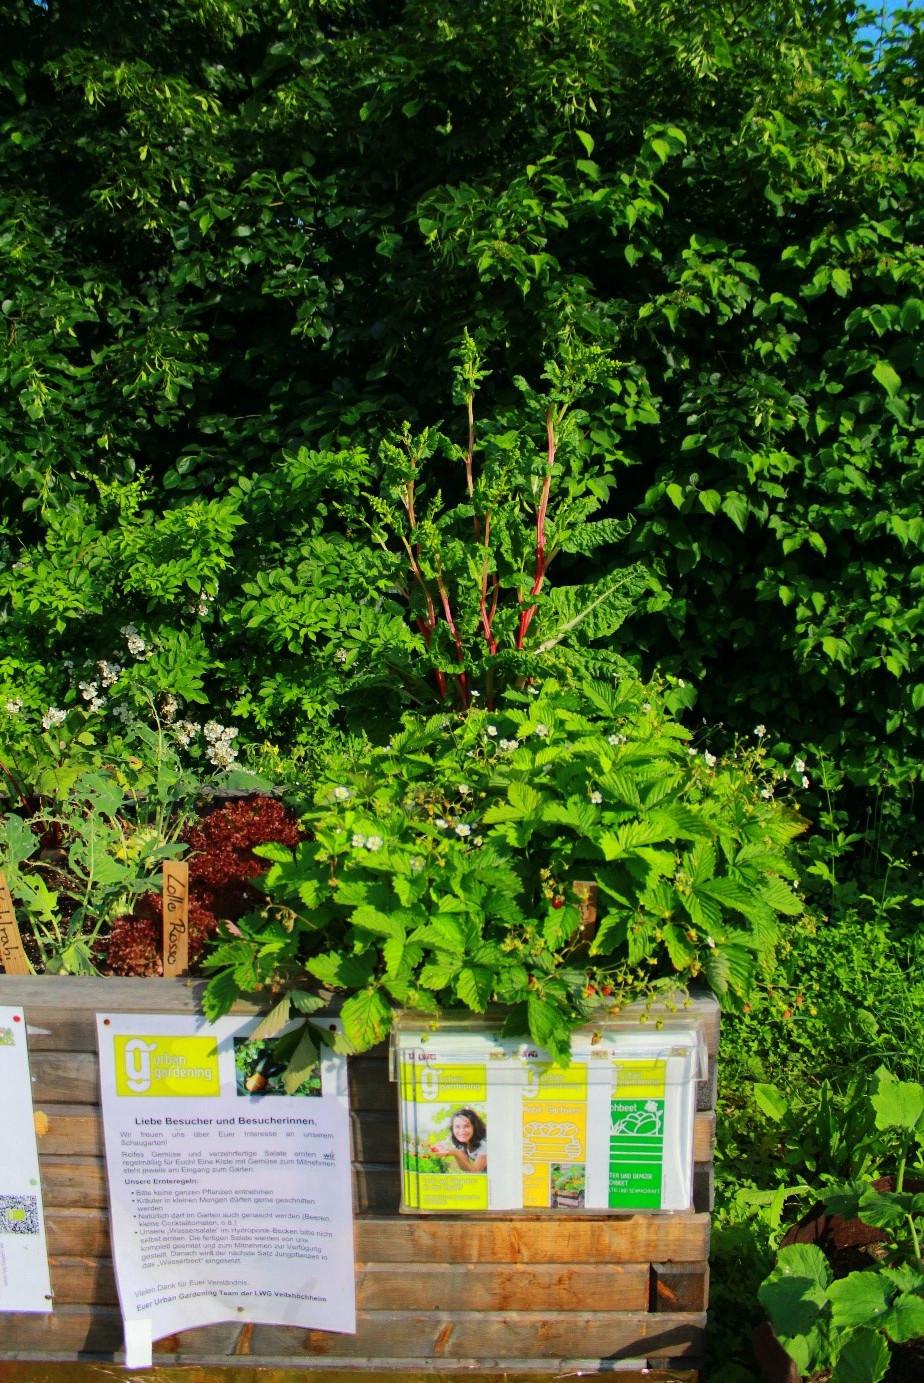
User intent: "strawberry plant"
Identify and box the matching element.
[202,675,806,1060]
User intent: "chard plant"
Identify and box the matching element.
[759,1068,924,1383]
[203,676,806,1061]
[237,332,648,722]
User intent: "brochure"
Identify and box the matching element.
[394,1019,704,1213]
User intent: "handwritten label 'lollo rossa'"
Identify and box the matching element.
[162,861,190,977]
[0,871,30,975]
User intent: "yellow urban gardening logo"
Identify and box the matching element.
[115,1035,220,1097]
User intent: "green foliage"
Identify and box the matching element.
[202,676,806,1055]
[758,1070,924,1380]
[0,722,201,972]
[1,2,922,845]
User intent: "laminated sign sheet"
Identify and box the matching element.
[0,1007,52,1313]
[396,1021,704,1214]
[97,1012,356,1366]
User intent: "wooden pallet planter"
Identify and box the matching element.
[0,975,717,1376]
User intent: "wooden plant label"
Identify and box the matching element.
[0,871,30,974]
[162,860,189,977]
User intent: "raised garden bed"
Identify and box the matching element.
[0,975,718,1377]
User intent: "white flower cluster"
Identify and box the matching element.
[41,707,66,730]
[499,737,519,751]
[334,647,348,664]
[4,698,22,715]
[533,723,549,738]
[589,790,603,805]
[608,733,625,746]
[203,721,239,768]
[97,660,122,688]
[160,694,180,723]
[173,719,201,748]
[120,624,149,659]
[351,832,383,851]
[78,680,105,713]
[188,592,214,619]
[704,751,717,768]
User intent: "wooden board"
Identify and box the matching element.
[7,977,719,1054]
[43,1207,711,1265]
[0,1366,702,1382]
[48,1258,655,1313]
[32,1102,715,1163]
[0,1308,706,1360]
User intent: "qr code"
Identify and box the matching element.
[0,1195,39,1235]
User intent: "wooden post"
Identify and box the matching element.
[0,870,30,974]
[161,861,189,977]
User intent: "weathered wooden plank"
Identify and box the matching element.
[28,1051,402,1110]
[0,1366,701,1382]
[45,1208,711,1265]
[357,1263,655,1313]
[34,1104,410,1161]
[30,1052,98,1104]
[30,1052,719,1153]
[246,1311,706,1360]
[32,1104,102,1157]
[40,1153,712,1219]
[8,977,718,1054]
[45,1209,110,1259]
[48,1256,116,1307]
[40,1157,107,1210]
[38,1156,399,1216]
[33,1101,713,1167]
[0,1308,705,1364]
[0,1309,240,1356]
[49,1258,654,1314]
[651,1262,710,1314]
[357,1215,711,1263]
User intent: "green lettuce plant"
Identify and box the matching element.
[203,676,806,1060]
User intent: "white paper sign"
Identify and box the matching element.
[0,1007,52,1312]
[96,1012,356,1358]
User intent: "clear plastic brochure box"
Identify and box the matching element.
[391,1013,707,1215]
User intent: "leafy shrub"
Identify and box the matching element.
[2,3,922,845]
[759,1069,924,1383]
[203,676,807,1056]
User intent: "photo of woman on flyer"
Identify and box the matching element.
[429,1107,488,1173]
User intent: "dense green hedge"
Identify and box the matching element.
[0,1,920,835]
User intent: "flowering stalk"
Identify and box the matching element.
[435,562,470,709]
[478,513,498,656]
[516,407,557,649]
[399,477,448,701]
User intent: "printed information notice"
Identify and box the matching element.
[97,1012,356,1354]
[0,1007,52,1312]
